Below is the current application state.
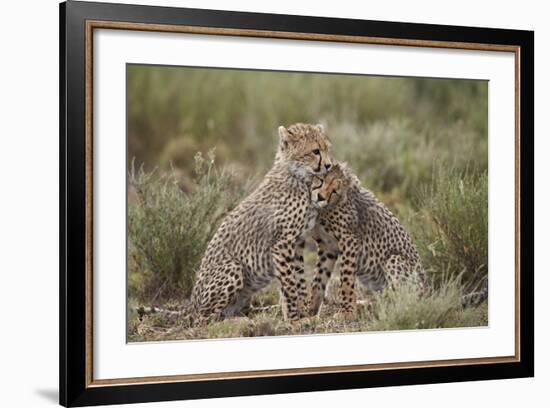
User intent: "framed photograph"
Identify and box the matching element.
[60,1,534,406]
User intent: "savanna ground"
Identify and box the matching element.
[127,65,488,342]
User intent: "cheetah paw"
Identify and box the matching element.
[289,316,315,329]
[333,310,355,321]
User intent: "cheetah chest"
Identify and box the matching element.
[304,207,319,233]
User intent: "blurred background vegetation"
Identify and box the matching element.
[127,64,488,340]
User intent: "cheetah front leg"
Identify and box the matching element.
[309,228,339,316]
[272,237,302,322]
[335,236,360,320]
[294,236,309,318]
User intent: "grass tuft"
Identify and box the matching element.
[127,151,247,302]
[411,167,488,290]
[367,276,486,331]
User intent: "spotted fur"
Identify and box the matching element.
[188,123,333,324]
[308,162,426,318]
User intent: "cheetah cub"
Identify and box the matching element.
[188,123,333,324]
[309,162,426,318]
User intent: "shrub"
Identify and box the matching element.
[412,167,488,289]
[128,150,246,302]
[366,276,487,331]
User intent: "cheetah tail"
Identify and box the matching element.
[461,287,488,308]
[136,301,194,323]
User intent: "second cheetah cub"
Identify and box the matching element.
[309,162,426,318]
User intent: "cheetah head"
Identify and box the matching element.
[311,162,351,209]
[277,123,333,177]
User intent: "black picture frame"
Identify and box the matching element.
[60,1,534,406]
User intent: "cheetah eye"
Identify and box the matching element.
[312,148,320,155]
[330,190,341,200]
[312,177,324,189]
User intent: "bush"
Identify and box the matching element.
[366,276,487,331]
[411,167,488,289]
[128,150,246,302]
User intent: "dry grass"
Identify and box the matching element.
[128,280,487,342]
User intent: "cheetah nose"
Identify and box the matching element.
[325,163,332,171]
[317,193,326,202]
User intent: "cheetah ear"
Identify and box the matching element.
[333,161,344,172]
[344,176,353,189]
[339,162,353,188]
[278,126,290,139]
[316,123,325,133]
[334,162,351,186]
[278,126,292,148]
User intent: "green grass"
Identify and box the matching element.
[126,65,489,341]
[127,65,487,194]
[410,167,488,290]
